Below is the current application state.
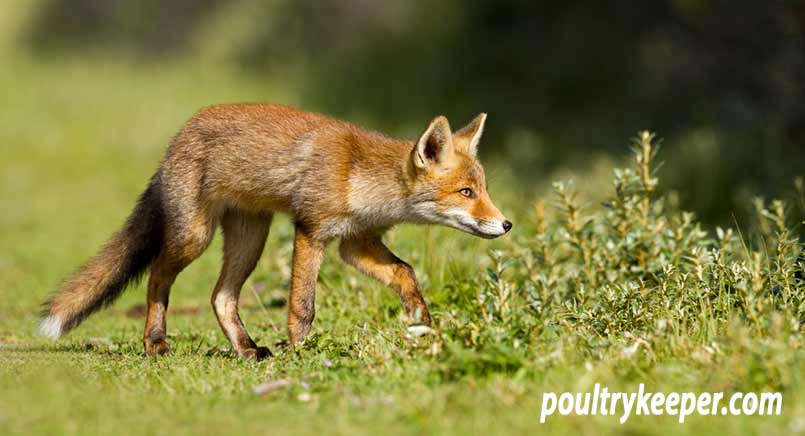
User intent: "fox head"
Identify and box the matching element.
[407,113,512,239]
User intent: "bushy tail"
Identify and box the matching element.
[39,176,165,339]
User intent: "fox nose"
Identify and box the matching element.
[502,220,513,233]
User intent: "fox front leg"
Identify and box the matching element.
[339,236,432,326]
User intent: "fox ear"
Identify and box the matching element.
[413,115,454,170]
[453,113,486,157]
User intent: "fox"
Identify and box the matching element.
[39,103,512,359]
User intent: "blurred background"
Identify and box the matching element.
[2,0,803,227]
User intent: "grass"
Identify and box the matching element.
[1,25,805,436]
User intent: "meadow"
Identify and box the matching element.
[1,9,804,435]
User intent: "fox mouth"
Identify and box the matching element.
[450,218,508,239]
[422,207,510,239]
[470,221,508,239]
[472,229,502,239]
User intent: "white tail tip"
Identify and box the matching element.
[39,315,63,340]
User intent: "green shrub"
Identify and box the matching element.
[436,131,804,385]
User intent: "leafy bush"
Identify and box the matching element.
[433,132,804,385]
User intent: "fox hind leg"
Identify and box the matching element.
[143,210,218,356]
[212,210,272,359]
[143,257,183,356]
[287,225,326,345]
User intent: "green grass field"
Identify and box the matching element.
[1,11,804,434]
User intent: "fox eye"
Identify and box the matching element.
[459,188,475,198]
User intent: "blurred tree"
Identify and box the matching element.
[27,0,223,55]
[23,0,805,224]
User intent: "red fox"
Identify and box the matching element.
[39,104,511,359]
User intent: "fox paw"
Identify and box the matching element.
[239,346,272,361]
[144,338,170,357]
[405,306,432,326]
